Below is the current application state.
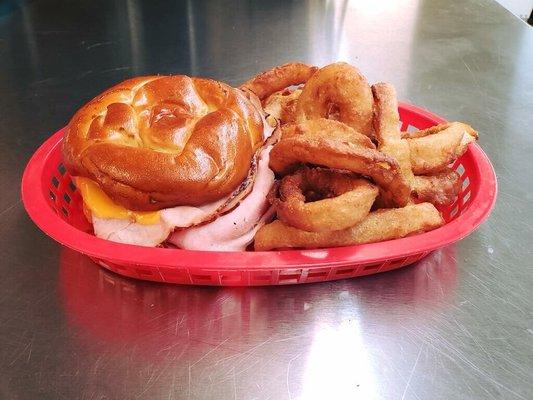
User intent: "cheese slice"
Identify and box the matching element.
[75,177,160,225]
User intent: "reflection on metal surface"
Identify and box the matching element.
[306,0,348,64]
[301,319,378,399]
[56,247,457,397]
[59,247,456,357]
[337,0,419,92]
[19,2,40,79]
[126,0,144,74]
[186,0,198,75]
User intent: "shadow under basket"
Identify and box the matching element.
[22,103,497,286]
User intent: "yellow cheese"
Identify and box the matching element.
[75,177,160,225]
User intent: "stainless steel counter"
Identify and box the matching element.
[1,0,532,399]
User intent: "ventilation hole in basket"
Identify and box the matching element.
[401,255,418,266]
[61,206,69,217]
[456,164,465,176]
[462,177,470,190]
[279,272,301,283]
[68,180,76,192]
[408,254,425,264]
[251,272,272,281]
[336,268,355,275]
[160,269,187,280]
[450,205,459,218]
[49,191,56,202]
[63,193,71,204]
[307,270,328,279]
[388,258,408,268]
[463,191,471,204]
[58,163,66,175]
[51,176,60,188]
[363,263,381,271]
[221,274,243,284]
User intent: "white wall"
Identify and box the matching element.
[495,0,533,20]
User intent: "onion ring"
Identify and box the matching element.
[263,88,301,125]
[280,118,375,148]
[412,168,462,206]
[240,62,318,101]
[269,132,410,208]
[404,122,478,174]
[254,203,444,250]
[295,62,374,137]
[372,83,414,190]
[273,168,379,232]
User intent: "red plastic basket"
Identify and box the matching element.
[22,103,497,286]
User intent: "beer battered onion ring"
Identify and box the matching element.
[404,122,478,174]
[273,168,379,232]
[269,122,410,208]
[263,88,301,125]
[281,118,375,148]
[295,62,374,137]
[372,82,414,188]
[254,203,445,251]
[240,62,318,101]
[412,168,462,206]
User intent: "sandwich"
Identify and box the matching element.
[62,75,276,251]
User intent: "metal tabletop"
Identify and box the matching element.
[1,0,532,399]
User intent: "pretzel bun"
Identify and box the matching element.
[62,75,265,211]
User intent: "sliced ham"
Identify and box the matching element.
[167,144,275,251]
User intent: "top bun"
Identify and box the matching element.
[62,75,265,211]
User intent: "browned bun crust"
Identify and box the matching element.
[62,76,265,211]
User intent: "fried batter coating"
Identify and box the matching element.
[254,203,444,250]
[273,167,378,232]
[295,62,374,137]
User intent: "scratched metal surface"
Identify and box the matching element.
[1,0,532,399]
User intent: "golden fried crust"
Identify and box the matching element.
[280,118,375,148]
[62,75,264,211]
[263,89,302,125]
[273,168,378,232]
[240,62,318,101]
[372,82,414,190]
[402,122,477,139]
[372,82,402,143]
[412,168,462,206]
[269,134,410,208]
[406,122,478,174]
[254,203,444,250]
[295,62,375,137]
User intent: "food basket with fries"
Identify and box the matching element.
[22,99,496,286]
